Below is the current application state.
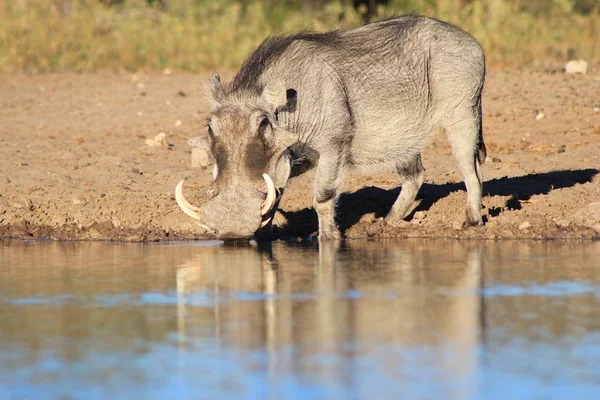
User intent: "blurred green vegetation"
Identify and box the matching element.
[0,0,598,72]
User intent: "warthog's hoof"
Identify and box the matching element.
[462,219,484,229]
[319,227,342,240]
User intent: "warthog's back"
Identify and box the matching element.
[229,15,484,168]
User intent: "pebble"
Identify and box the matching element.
[557,145,566,153]
[191,148,213,168]
[413,211,426,220]
[145,132,167,147]
[175,120,182,127]
[518,221,531,230]
[492,157,502,163]
[565,59,588,74]
[535,112,545,121]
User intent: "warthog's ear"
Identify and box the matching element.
[261,79,288,113]
[204,73,223,111]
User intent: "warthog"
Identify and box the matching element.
[176,14,486,240]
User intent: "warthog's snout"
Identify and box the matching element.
[175,174,277,239]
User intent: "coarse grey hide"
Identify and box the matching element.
[178,14,487,240]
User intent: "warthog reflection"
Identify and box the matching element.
[176,240,484,393]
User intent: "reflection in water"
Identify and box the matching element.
[175,241,485,399]
[1,240,600,399]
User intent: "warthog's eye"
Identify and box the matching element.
[258,117,270,136]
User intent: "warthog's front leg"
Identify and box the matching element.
[313,150,345,240]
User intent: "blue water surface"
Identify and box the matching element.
[1,240,599,399]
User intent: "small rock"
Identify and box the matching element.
[21,162,28,167]
[413,211,426,220]
[518,221,531,230]
[593,105,599,113]
[535,112,545,121]
[175,120,182,127]
[565,59,588,74]
[191,148,213,168]
[145,132,167,147]
[72,198,82,205]
[162,67,172,75]
[136,82,145,89]
[558,145,566,153]
[178,90,187,97]
[137,111,143,116]
[74,136,85,145]
[187,136,206,148]
[492,157,502,163]
[554,219,571,228]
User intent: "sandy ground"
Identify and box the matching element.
[1,68,599,241]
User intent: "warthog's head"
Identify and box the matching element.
[175,74,299,239]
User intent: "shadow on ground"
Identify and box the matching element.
[275,169,599,238]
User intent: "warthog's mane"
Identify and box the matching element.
[228,30,342,95]
[228,14,426,95]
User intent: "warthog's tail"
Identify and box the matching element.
[476,100,487,165]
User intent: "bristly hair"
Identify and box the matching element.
[227,14,434,96]
[228,30,343,94]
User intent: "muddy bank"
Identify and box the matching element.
[1,70,599,241]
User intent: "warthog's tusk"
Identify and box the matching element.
[260,217,272,228]
[260,173,276,216]
[175,180,202,221]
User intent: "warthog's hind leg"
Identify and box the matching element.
[445,107,484,227]
[385,154,425,225]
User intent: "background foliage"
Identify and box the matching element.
[0,0,598,72]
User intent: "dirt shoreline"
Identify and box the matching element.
[1,69,599,241]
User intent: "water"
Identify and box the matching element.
[1,239,600,400]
